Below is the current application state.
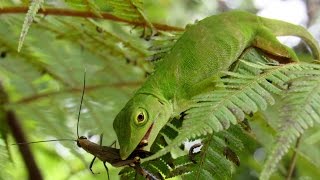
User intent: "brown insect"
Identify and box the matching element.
[13,71,156,179]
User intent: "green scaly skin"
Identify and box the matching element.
[113,11,320,160]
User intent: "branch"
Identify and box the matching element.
[0,83,43,180]
[0,6,184,32]
[6,111,43,180]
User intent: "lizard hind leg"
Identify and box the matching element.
[253,27,299,63]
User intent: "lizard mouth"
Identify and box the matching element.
[137,123,154,148]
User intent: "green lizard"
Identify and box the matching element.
[113,10,320,159]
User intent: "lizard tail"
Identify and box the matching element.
[261,17,320,61]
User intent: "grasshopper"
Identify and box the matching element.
[13,72,158,180]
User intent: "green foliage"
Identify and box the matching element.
[120,117,255,179]
[82,0,102,17]
[260,65,320,180]
[180,126,245,179]
[0,0,160,179]
[144,49,320,179]
[145,56,280,161]
[18,0,44,52]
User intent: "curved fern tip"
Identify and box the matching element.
[18,0,44,53]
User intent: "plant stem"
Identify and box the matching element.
[286,136,301,180]
[0,6,184,32]
[0,82,43,180]
[6,111,43,180]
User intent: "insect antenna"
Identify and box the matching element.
[13,70,87,146]
[12,139,76,145]
[77,69,86,138]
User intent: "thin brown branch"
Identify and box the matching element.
[0,82,43,180]
[0,6,184,32]
[12,81,143,105]
[6,111,43,180]
[286,136,301,180]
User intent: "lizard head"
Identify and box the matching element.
[113,94,172,160]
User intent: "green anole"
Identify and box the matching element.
[113,10,320,160]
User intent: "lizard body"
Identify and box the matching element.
[113,11,320,159]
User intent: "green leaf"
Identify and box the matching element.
[18,0,44,52]
[260,64,320,180]
[84,0,102,17]
[145,60,290,161]
[182,126,245,179]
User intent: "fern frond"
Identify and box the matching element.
[0,144,11,179]
[14,1,179,77]
[181,125,245,179]
[83,0,102,17]
[260,64,320,180]
[34,17,150,67]
[147,32,182,64]
[18,0,44,52]
[0,19,71,92]
[105,0,152,27]
[165,156,194,178]
[122,124,246,179]
[145,61,317,161]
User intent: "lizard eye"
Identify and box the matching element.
[137,113,144,122]
[134,109,148,125]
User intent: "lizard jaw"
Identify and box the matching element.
[138,123,154,148]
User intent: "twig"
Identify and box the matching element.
[6,111,43,180]
[0,82,43,180]
[286,136,301,180]
[0,6,184,32]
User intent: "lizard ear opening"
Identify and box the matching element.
[134,108,148,126]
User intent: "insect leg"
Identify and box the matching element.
[89,156,99,174]
[99,133,116,148]
[87,134,103,174]
[99,133,103,146]
[109,140,116,148]
[103,161,110,180]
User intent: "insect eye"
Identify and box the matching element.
[137,113,144,122]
